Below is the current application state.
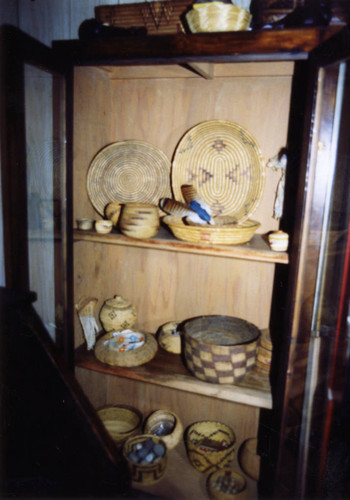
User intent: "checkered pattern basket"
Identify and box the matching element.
[183,315,260,384]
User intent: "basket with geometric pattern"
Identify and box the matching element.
[186,420,236,473]
[183,315,260,384]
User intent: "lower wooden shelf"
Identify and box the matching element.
[75,344,272,410]
[130,439,258,500]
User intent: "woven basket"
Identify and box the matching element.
[144,410,183,450]
[172,120,265,222]
[163,215,260,245]
[186,420,235,473]
[186,3,252,33]
[95,331,158,367]
[207,468,247,499]
[123,434,167,485]
[87,140,171,216]
[98,405,142,446]
[183,315,260,384]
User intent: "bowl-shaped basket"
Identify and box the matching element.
[98,404,142,446]
[163,216,260,245]
[186,420,235,474]
[144,410,183,450]
[207,468,247,499]
[123,434,167,485]
[183,315,260,384]
[186,3,252,33]
[94,330,158,367]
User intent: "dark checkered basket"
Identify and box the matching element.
[183,315,260,384]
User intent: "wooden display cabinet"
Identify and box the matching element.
[2,24,350,499]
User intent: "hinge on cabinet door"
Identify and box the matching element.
[311,325,334,338]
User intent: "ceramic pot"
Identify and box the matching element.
[99,295,137,332]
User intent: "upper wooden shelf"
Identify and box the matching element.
[75,343,272,409]
[53,26,342,66]
[73,227,289,264]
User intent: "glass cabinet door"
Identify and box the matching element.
[1,27,72,361]
[272,32,350,499]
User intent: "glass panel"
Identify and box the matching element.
[24,64,66,343]
[302,60,350,497]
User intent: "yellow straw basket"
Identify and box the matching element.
[186,420,236,473]
[98,405,143,446]
[186,3,252,33]
[163,216,260,245]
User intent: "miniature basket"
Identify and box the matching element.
[144,410,183,450]
[163,216,260,245]
[183,315,260,384]
[98,404,143,446]
[186,3,252,34]
[207,468,247,499]
[123,434,167,485]
[94,330,158,367]
[186,420,235,473]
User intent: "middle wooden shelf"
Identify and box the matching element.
[75,342,272,410]
[73,227,289,264]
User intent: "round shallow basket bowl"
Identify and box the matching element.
[87,140,171,216]
[238,437,260,481]
[123,434,167,485]
[94,331,158,367]
[144,410,183,450]
[186,420,235,474]
[163,216,260,245]
[183,315,260,384]
[157,321,181,354]
[207,468,247,499]
[186,3,251,33]
[120,203,160,239]
[98,405,142,447]
[172,120,265,222]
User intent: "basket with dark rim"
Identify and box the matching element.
[183,315,260,384]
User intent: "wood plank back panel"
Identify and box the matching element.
[74,240,275,345]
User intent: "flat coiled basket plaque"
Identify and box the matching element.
[87,140,171,216]
[183,315,260,384]
[172,120,265,222]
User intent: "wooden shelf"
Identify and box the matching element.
[73,227,289,264]
[53,27,342,66]
[75,343,272,410]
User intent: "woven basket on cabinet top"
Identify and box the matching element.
[185,3,252,33]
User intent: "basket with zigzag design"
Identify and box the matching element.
[186,420,236,473]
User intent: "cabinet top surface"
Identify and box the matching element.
[53,26,342,66]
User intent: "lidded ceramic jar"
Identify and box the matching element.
[99,295,137,332]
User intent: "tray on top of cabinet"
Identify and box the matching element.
[53,26,343,65]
